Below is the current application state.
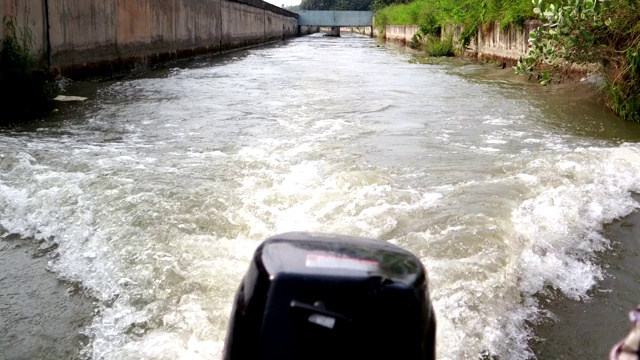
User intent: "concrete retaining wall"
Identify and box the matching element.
[383,21,542,63]
[1,0,299,78]
[475,21,541,63]
[340,26,373,36]
[384,24,419,45]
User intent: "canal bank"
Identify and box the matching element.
[0,0,303,78]
[381,21,543,66]
[380,20,602,85]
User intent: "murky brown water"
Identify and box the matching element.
[2,33,640,359]
[0,235,93,360]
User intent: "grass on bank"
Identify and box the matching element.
[425,36,454,57]
[0,17,57,125]
[598,1,640,122]
[374,0,538,38]
[409,31,454,57]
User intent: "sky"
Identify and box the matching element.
[265,0,301,8]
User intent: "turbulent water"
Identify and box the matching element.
[2,33,640,359]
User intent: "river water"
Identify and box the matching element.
[2,33,640,360]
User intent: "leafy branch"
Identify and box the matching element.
[515,0,640,121]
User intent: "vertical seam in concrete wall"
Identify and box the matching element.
[218,0,222,52]
[171,0,175,56]
[146,0,150,65]
[403,25,405,43]
[114,0,119,57]
[43,0,51,68]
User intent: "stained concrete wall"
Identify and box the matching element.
[475,21,541,63]
[221,0,265,48]
[1,0,46,60]
[384,24,418,45]
[1,0,299,77]
[265,7,297,40]
[340,26,373,36]
[382,21,542,64]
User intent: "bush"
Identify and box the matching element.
[409,32,423,50]
[515,0,640,122]
[424,35,454,57]
[374,0,537,35]
[0,17,57,125]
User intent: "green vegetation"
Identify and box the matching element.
[0,17,57,125]
[424,36,454,57]
[284,4,302,11]
[410,32,454,56]
[515,0,640,122]
[374,0,538,36]
[300,0,373,11]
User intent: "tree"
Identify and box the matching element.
[300,0,373,11]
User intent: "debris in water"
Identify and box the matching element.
[54,95,88,102]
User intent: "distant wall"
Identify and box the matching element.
[340,26,373,36]
[1,0,299,78]
[299,25,320,35]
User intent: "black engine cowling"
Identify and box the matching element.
[223,232,437,360]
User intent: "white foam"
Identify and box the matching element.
[483,117,514,126]
[385,145,640,360]
[4,128,640,360]
[486,139,508,144]
[513,146,640,300]
[479,147,502,152]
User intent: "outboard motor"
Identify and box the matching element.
[223,232,437,360]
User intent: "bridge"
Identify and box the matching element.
[297,10,375,37]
